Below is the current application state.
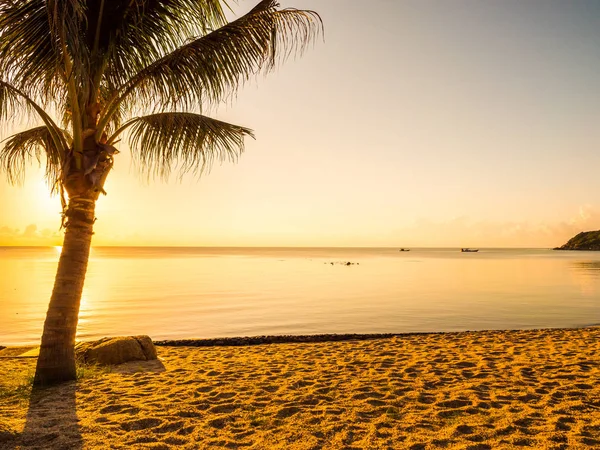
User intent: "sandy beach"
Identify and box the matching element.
[1,327,599,449]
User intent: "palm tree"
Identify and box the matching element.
[0,0,321,386]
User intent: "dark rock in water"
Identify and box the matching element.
[154,333,406,347]
[554,230,600,251]
[0,346,5,352]
[76,335,157,366]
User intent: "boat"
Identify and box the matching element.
[461,248,479,253]
[399,248,410,252]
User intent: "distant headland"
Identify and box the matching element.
[554,230,600,251]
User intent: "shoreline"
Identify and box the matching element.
[4,325,599,350]
[153,325,600,347]
[2,327,599,448]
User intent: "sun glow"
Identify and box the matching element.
[54,245,63,255]
[34,178,61,214]
[80,292,90,311]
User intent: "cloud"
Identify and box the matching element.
[0,226,19,238]
[22,224,38,238]
[394,206,600,248]
[0,224,62,245]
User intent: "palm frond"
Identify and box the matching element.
[0,0,229,105]
[0,80,70,157]
[0,0,322,193]
[0,0,88,101]
[0,125,70,189]
[85,0,227,93]
[0,0,61,101]
[111,112,254,180]
[0,78,25,123]
[98,0,322,134]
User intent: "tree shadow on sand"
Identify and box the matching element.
[2,358,167,449]
[7,382,83,450]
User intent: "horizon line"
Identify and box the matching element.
[0,245,556,250]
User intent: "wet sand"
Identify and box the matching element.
[1,327,599,449]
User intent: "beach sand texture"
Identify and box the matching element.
[1,328,599,449]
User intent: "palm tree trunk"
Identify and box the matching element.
[33,197,96,387]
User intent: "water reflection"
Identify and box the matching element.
[2,247,600,345]
[569,260,600,297]
[571,260,600,274]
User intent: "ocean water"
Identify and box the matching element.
[0,247,599,346]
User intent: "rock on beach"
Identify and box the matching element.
[76,335,157,366]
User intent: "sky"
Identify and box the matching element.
[1,0,600,247]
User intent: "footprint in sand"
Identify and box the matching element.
[127,435,158,444]
[437,409,466,419]
[565,390,587,399]
[472,370,491,379]
[177,425,196,436]
[211,391,236,400]
[296,396,320,406]
[437,399,472,409]
[517,393,541,403]
[176,410,202,418]
[164,436,187,445]
[121,417,163,432]
[154,420,185,434]
[417,394,436,404]
[582,437,600,446]
[352,392,378,400]
[514,417,544,429]
[408,443,426,450]
[195,386,214,393]
[99,404,140,415]
[321,407,343,416]
[366,399,387,407]
[207,417,230,429]
[512,437,535,446]
[261,384,279,393]
[276,406,300,418]
[208,404,239,414]
[495,425,516,437]
[313,386,332,395]
[455,424,475,435]
[456,361,477,368]
[554,416,575,431]
[465,444,491,450]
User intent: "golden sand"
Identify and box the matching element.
[1,328,599,449]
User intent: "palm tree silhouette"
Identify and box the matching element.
[0,0,321,386]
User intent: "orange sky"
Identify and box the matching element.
[1,0,600,247]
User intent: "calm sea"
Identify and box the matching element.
[1,247,599,346]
